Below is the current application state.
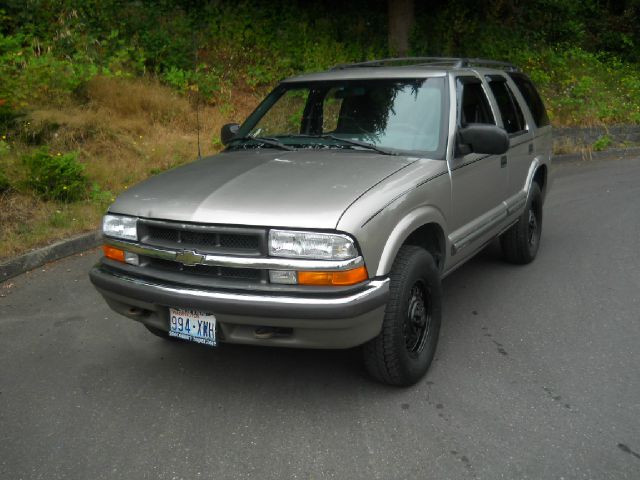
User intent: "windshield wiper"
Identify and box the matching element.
[321,135,398,156]
[288,134,398,156]
[229,136,295,151]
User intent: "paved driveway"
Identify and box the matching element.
[1,157,639,479]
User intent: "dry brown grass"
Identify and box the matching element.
[0,191,100,259]
[85,76,191,125]
[29,76,258,189]
[0,192,43,230]
[0,76,260,261]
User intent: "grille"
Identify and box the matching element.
[147,226,179,243]
[143,224,261,253]
[135,221,266,284]
[147,257,263,282]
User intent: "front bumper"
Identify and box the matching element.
[90,265,389,349]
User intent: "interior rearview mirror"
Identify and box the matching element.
[221,123,240,146]
[457,124,509,156]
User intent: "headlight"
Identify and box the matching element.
[269,230,358,260]
[102,214,138,241]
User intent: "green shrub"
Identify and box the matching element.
[89,182,113,207]
[0,170,9,193]
[161,66,223,100]
[22,148,89,202]
[0,138,9,157]
[593,134,613,151]
[0,102,23,132]
[162,67,191,92]
[0,138,10,192]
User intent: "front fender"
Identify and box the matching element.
[335,159,451,279]
[375,206,448,276]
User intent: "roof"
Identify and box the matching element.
[282,67,448,83]
[281,57,519,83]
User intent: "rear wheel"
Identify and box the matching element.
[363,246,442,386]
[501,182,543,264]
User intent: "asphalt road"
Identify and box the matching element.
[1,157,639,480]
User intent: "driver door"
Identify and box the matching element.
[448,75,508,263]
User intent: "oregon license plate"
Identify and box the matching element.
[168,308,217,347]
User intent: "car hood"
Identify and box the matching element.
[109,148,418,229]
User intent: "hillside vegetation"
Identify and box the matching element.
[1,0,639,259]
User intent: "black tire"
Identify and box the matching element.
[363,245,442,387]
[144,324,179,341]
[501,182,543,265]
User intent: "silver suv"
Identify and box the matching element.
[90,57,552,386]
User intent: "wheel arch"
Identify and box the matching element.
[375,206,448,277]
[525,158,550,202]
[533,163,548,198]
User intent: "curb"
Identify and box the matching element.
[1,230,102,282]
[553,146,640,163]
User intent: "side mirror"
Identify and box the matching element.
[221,123,240,146]
[457,124,509,156]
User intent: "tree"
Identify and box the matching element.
[388,0,415,56]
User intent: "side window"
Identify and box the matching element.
[508,73,550,127]
[458,79,495,126]
[488,79,526,134]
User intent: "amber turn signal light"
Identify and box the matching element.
[103,245,125,263]
[298,265,368,286]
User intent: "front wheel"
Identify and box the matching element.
[363,246,442,387]
[501,182,543,264]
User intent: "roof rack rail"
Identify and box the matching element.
[456,58,518,71]
[331,57,460,69]
[331,57,518,72]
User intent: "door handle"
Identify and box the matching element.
[528,143,534,154]
[500,155,507,168]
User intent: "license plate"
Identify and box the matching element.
[168,308,217,347]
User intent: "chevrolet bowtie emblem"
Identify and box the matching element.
[176,250,205,266]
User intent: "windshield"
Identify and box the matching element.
[234,77,448,158]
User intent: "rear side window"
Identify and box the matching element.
[457,79,495,126]
[508,73,550,127]
[487,78,526,134]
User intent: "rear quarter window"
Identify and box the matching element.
[488,79,526,134]
[508,73,550,127]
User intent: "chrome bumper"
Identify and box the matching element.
[90,265,390,319]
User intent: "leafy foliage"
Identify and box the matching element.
[0,139,9,157]
[592,134,613,151]
[22,148,89,201]
[411,0,640,63]
[0,138,11,192]
[0,171,9,193]
[409,1,640,125]
[1,1,639,123]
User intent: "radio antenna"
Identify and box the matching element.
[193,32,202,160]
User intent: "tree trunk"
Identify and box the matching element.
[388,0,415,56]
